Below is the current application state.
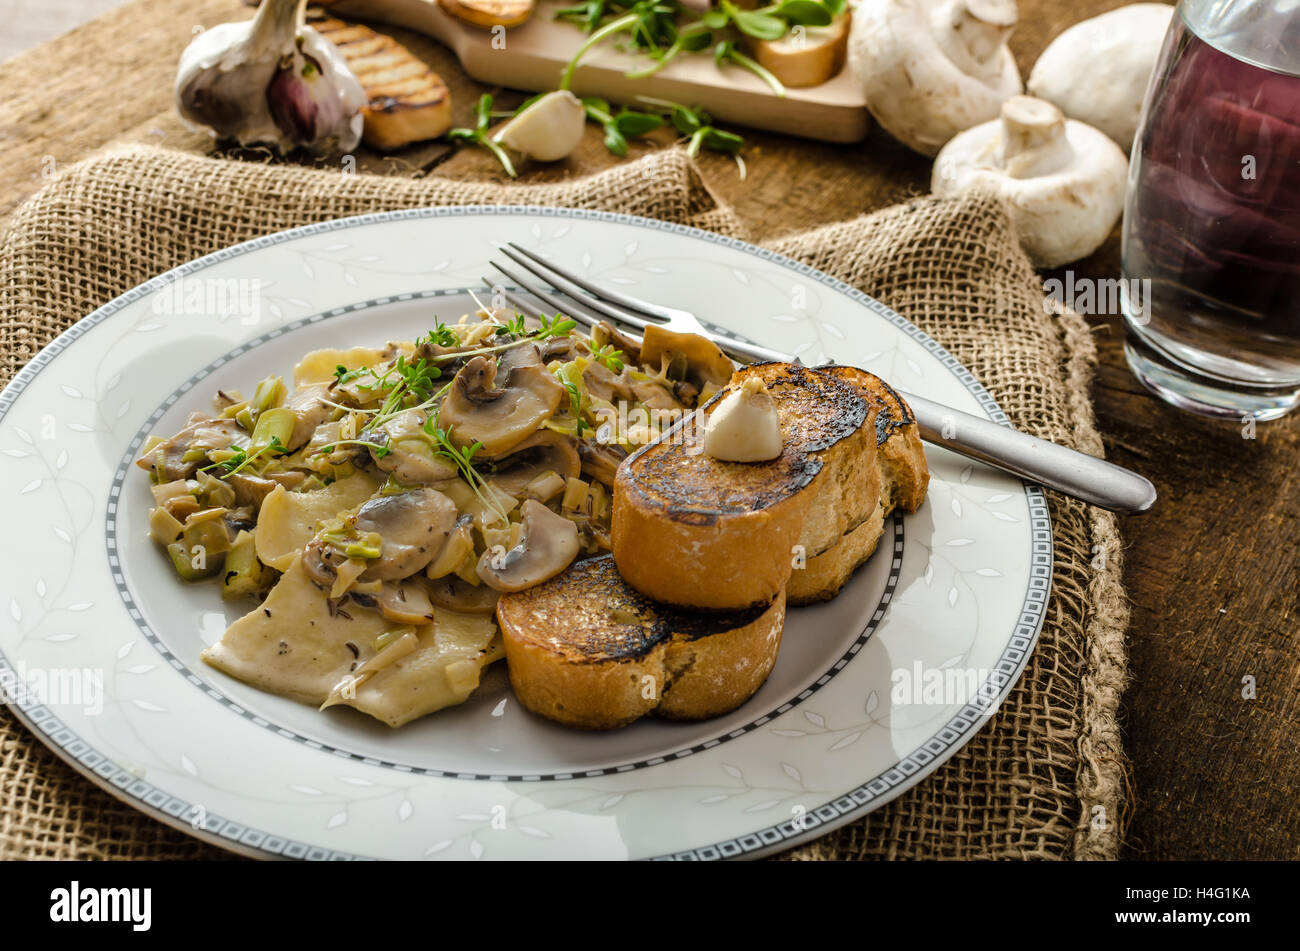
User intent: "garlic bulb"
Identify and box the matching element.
[176,0,365,153]
[492,91,586,162]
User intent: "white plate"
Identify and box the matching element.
[0,207,1050,860]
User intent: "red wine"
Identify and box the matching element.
[1123,12,1300,383]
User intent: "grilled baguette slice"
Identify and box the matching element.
[613,362,871,611]
[497,555,785,730]
[787,365,929,604]
[310,16,453,150]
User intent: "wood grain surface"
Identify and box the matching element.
[0,0,1296,859]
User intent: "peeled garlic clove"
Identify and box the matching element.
[492,90,585,162]
[176,0,365,153]
[704,377,783,462]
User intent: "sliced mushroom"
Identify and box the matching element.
[476,499,579,592]
[638,325,736,399]
[354,488,459,580]
[366,411,459,484]
[424,573,500,615]
[592,321,642,367]
[630,379,685,411]
[227,471,281,508]
[494,341,544,378]
[582,359,635,403]
[302,535,349,588]
[483,430,581,496]
[137,414,249,481]
[425,515,475,579]
[439,355,565,456]
[283,383,336,451]
[578,440,627,487]
[374,580,437,625]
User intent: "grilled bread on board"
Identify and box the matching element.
[496,555,785,730]
[786,365,929,604]
[309,16,453,150]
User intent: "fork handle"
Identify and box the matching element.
[713,337,1156,514]
[900,394,1156,514]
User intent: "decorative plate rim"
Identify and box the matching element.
[0,204,1052,860]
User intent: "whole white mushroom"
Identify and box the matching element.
[1027,3,1175,151]
[848,0,1023,157]
[931,96,1128,267]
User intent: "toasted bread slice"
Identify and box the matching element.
[819,364,929,514]
[743,10,852,88]
[613,362,869,611]
[310,16,453,150]
[786,365,929,604]
[437,0,534,29]
[497,555,785,729]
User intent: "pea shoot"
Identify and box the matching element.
[446,94,517,178]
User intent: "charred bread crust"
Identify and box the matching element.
[814,364,929,514]
[613,363,867,610]
[497,556,784,729]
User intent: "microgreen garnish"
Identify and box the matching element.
[713,39,785,97]
[316,439,391,458]
[590,343,626,374]
[446,94,517,178]
[556,0,838,96]
[423,413,509,523]
[201,436,286,478]
[420,322,459,348]
[582,97,665,156]
[536,313,578,340]
[638,98,747,177]
[562,379,591,436]
[494,312,529,337]
[333,364,366,384]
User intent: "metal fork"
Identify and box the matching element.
[485,242,1157,514]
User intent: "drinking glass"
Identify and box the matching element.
[1122,0,1300,420]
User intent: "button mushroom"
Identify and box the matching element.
[476,499,579,592]
[483,430,581,497]
[283,383,337,451]
[1027,3,1175,152]
[353,488,459,580]
[848,0,1023,157]
[638,324,736,402]
[424,573,501,615]
[373,580,437,625]
[438,354,566,456]
[366,410,459,484]
[931,95,1128,267]
[137,414,249,481]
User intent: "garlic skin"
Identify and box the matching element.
[492,91,586,162]
[704,377,784,463]
[176,0,365,153]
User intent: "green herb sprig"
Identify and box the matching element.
[200,436,286,478]
[581,97,665,155]
[447,94,517,178]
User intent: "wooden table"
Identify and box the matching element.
[1,0,1296,860]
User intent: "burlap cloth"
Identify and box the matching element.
[0,146,1129,860]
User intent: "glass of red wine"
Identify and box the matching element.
[1122,0,1300,420]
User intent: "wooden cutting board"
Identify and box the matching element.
[322,0,871,142]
